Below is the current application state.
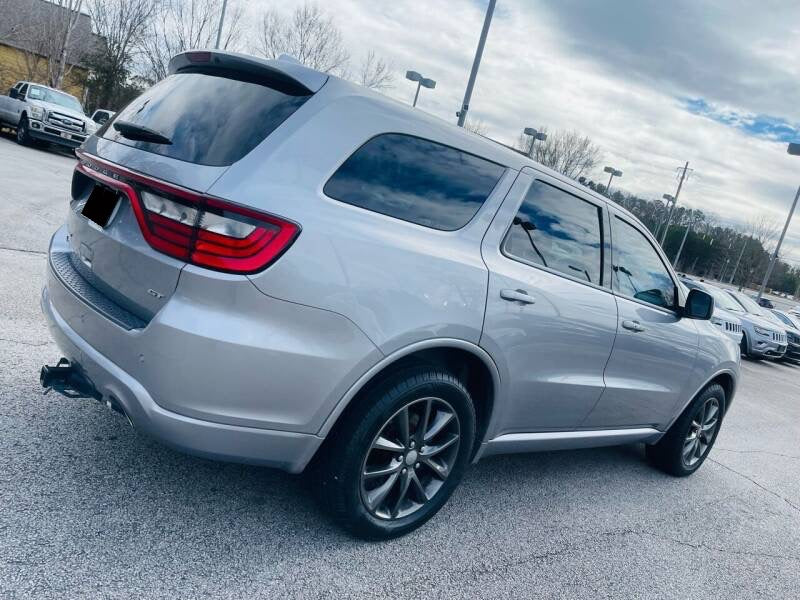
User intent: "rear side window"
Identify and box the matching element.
[502,180,604,284]
[323,133,505,230]
[611,216,676,309]
[101,73,310,166]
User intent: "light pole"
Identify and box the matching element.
[673,210,698,268]
[405,71,436,107]
[757,142,800,300]
[457,0,496,127]
[214,0,228,49]
[728,237,749,285]
[659,161,690,246]
[654,194,674,239]
[603,166,622,196]
[523,127,547,158]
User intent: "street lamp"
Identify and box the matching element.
[457,0,497,127]
[756,142,800,300]
[654,193,675,239]
[405,71,436,107]
[523,127,547,158]
[603,166,622,195]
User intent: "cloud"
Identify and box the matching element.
[236,0,800,255]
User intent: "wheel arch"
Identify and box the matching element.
[658,367,738,438]
[317,339,501,456]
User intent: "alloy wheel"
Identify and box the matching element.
[682,397,720,467]
[360,397,461,520]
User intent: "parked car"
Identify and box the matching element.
[754,296,775,309]
[89,109,115,126]
[769,310,800,362]
[725,290,787,359]
[0,81,92,149]
[681,278,743,345]
[39,50,740,539]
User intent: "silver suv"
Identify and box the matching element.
[40,51,740,539]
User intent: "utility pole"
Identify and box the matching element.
[659,161,691,246]
[673,211,697,268]
[214,0,228,49]
[457,0,496,127]
[728,237,749,285]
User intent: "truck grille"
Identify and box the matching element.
[773,331,786,343]
[725,322,742,333]
[47,111,85,132]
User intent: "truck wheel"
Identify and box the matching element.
[646,383,725,477]
[16,116,31,146]
[312,367,476,539]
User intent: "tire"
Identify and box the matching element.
[646,383,725,477]
[739,333,748,357]
[312,367,476,540]
[15,116,31,146]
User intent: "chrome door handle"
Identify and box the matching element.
[500,289,536,304]
[622,319,645,332]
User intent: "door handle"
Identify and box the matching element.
[500,289,536,304]
[622,319,646,332]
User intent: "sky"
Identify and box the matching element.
[238,0,800,263]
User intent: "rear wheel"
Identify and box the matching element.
[646,383,725,476]
[312,367,476,539]
[15,116,31,146]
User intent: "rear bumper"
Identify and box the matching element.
[41,285,323,472]
[41,225,382,472]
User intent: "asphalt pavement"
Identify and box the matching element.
[1,136,799,599]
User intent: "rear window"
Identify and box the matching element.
[101,73,310,166]
[323,133,505,231]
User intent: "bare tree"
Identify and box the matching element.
[86,0,156,107]
[139,0,242,83]
[252,3,394,91]
[50,0,85,89]
[464,118,488,136]
[357,50,394,91]
[253,4,349,74]
[516,127,602,180]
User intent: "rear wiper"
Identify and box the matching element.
[113,120,172,145]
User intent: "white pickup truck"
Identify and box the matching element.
[0,81,96,149]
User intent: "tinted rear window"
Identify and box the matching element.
[323,133,505,230]
[101,73,310,166]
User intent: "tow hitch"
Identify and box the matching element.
[40,358,101,400]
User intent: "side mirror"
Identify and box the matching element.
[9,88,18,99]
[684,289,714,320]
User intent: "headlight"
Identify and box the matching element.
[753,326,771,336]
[29,106,44,120]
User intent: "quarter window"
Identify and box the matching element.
[502,180,603,284]
[611,216,676,309]
[323,133,506,231]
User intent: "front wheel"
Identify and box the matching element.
[646,383,725,476]
[15,116,31,146]
[313,367,476,539]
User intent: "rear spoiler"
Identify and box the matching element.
[168,50,328,96]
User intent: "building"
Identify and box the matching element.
[0,0,100,101]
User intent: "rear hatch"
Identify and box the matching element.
[63,52,324,324]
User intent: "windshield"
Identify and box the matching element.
[27,86,83,112]
[772,310,800,329]
[701,284,744,312]
[729,291,767,316]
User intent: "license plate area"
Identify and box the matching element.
[81,183,120,228]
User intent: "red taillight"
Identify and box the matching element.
[74,152,299,274]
